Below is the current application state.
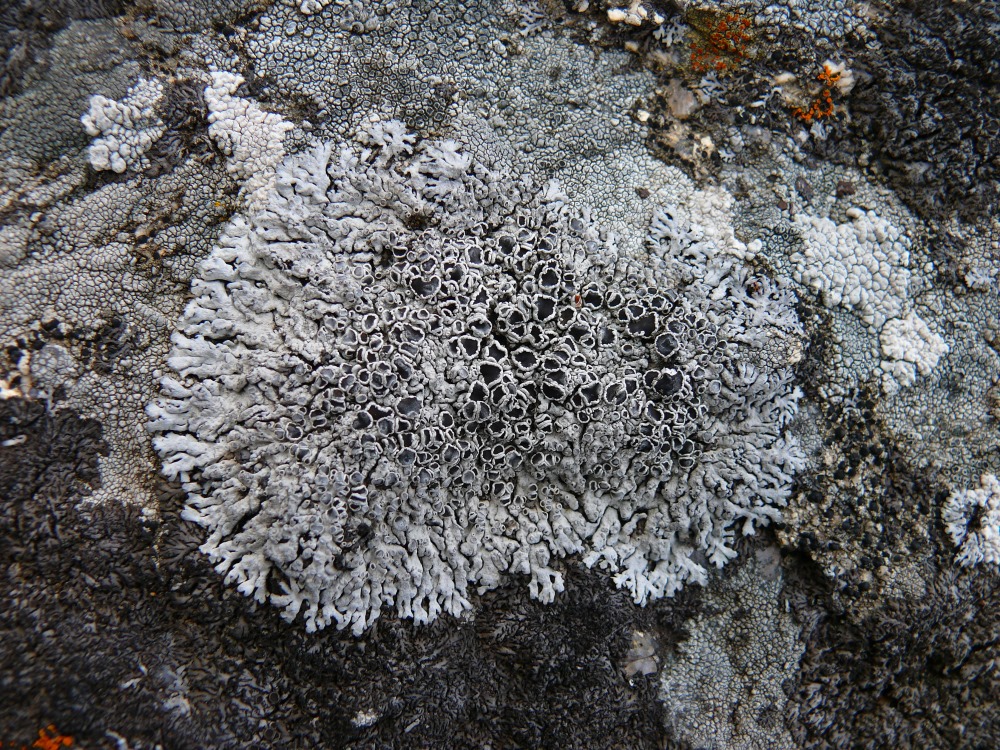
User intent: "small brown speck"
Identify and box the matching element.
[794,176,814,202]
[776,199,789,211]
[836,179,856,198]
[635,187,651,199]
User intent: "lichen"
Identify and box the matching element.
[148,121,804,633]
[943,474,1000,568]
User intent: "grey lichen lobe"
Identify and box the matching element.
[148,120,804,634]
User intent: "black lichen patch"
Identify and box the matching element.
[143,77,215,177]
[790,298,835,393]
[783,548,1000,749]
[775,382,1000,748]
[777,385,909,600]
[320,567,683,750]
[0,397,109,738]
[842,1,1000,222]
[0,396,105,506]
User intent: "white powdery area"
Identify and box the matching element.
[943,474,1000,568]
[81,77,165,173]
[204,71,293,207]
[792,207,947,392]
[792,207,910,330]
[148,122,805,634]
[878,311,949,393]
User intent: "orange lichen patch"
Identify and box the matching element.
[32,726,73,750]
[687,10,752,74]
[793,63,841,123]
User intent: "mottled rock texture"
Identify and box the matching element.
[0,0,997,747]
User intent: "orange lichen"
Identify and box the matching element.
[687,10,752,74]
[31,726,73,750]
[793,63,841,123]
[0,726,74,750]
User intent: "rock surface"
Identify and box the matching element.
[1,1,997,748]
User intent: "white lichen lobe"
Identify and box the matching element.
[878,311,948,393]
[792,208,910,330]
[792,206,948,392]
[943,474,1000,568]
[81,77,165,173]
[204,71,293,207]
